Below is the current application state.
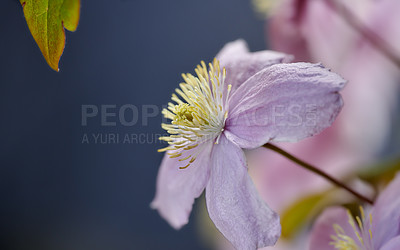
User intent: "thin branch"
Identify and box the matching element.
[263,143,374,205]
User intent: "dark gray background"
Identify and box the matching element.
[0,0,267,249]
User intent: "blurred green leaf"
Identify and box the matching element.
[20,0,80,71]
[280,193,325,239]
[358,157,400,185]
[280,157,400,239]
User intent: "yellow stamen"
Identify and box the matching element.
[157,146,173,153]
[251,0,280,18]
[168,152,182,158]
[330,224,359,250]
[158,59,232,169]
[360,206,365,220]
[329,207,374,250]
[178,155,192,162]
[184,144,198,150]
[179,163,191,170]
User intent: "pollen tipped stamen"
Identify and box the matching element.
[168,152,182,158]
[179,155,191,161]
[330,207,374,250]
[158,147,173,153]
[158,59,230,168]
[179,163,191,169]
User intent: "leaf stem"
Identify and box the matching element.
[263,143,374,205]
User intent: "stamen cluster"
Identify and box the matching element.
[158,59,231,169]
[330,206,373,250]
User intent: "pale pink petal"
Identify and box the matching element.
[270,0,370,66]
[300,0,366,68]
[225,62,345,149]
[372,173,400,249]
[279,0,399,158]
[381,236,400,250]
[216,39,292,93]
[216,39,249,64]
[205,135,280,249]
[151,142,213,229]
[369,0,400,53]
[268,0,311,62]
[309,207,361,250]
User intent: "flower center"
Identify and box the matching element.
[173,103,197,124]
[158,59,232,169]
[330,206,373,250]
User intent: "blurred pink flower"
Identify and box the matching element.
[151,40,346,249]
[309,173,400,250]
[251,0,400,214]
[236,1,400,249]
[268,0,400,157]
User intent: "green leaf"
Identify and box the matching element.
[280,193,325,239]
[279,157,400,240]
[20,0,80,71]
[358,157,400,185]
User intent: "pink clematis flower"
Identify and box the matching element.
[309,173,400,250]
[246,0,400,238]
[151,40,346,249]
[207,2,400,249]
[268,0,400,157]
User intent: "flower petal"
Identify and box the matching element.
[309,206,362,250]
[381,236,400,250]
[268,0,312,62]
[372,173,400,249]
[151,142,213,229]
[205,135,280,249]
[216,39,249,63]
[216,39,292,93]
[225,62,345,149]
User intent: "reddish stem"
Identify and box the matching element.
[263,143,374,205]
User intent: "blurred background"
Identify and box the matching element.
[0,0,267,249]
[2,0,400,249]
